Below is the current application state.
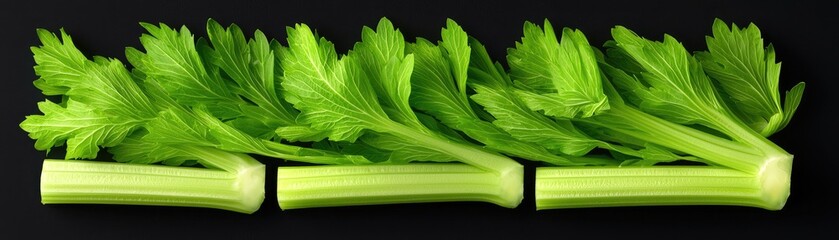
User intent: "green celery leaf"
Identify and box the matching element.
[31,29,84,96]
[142,106,271,155]
[414,112,470,143]
[467,38,512,89]
[228,105,287,140]
[24,30,159,159]
[352,18,426,130]
[409,38,478,127]
[275,125,333,142]
[470,83,598,156]
[470,38,598,156]
[414,32,611,166]
[440,18,471,99]
[457,119,610,165]
[111,133,267,172]
[32,30,157,120]
[507,20,609,118]
[281,23,389,142]
[697,19,805,136]
[205,19,302,129]
[136,22,243,119]
[607,26,726,129]
[206,20,327,141]
[25,27,369,167]
[21,100,137,159]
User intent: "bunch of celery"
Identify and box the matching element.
[471,19,803,210]
[20,17,802,213]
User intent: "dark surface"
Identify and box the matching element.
[2,0,836,238]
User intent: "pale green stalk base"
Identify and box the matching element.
[536,165,790,210]
[277,163,523,210]
[41,159,265,214]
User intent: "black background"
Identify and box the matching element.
[2,0,836,238]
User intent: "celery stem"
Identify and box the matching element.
[536,166,787,210]
[40,159,265,214]
[277,163,522,209]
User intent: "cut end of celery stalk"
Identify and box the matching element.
[276,163,523,210]
[40,159,266,214]
[238,162,267,213]
[758,153,792,210]
[500,164,524,208]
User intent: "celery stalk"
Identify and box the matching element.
[536,166,788,210]
[40,155,265,213]
[277,164,522,209]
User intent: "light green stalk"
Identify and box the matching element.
[40,148,265,213]
[536,166,785,210]
[277,164,521,209]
